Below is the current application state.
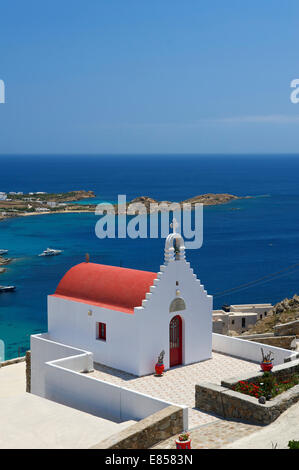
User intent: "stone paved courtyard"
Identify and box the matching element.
[89,352,259,429]
[152,418,262,449]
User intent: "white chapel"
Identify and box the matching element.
[45,225,212,376]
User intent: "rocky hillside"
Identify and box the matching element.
[242,295,299,335]
[182,193,250,206]
[117,194,248,214]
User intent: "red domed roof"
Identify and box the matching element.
[52,262,157,314]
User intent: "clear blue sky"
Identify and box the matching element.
[0,0,299,154]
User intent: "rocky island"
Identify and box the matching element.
[0,255,12,274]
[109,193,250,214]
[0,191,249,220]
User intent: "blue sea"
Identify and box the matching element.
[1,154,299,360]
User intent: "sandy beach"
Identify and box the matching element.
[0,209,95,222]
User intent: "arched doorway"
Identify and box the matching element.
[169,315,182,367]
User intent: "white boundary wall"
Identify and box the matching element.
[45,357,183,422]
[31,333,94,397]
[212,333,297,365]
[31,334,188,428]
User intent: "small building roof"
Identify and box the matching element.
[52,262,157,314]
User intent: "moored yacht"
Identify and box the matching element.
[38,248,63,257]
[0,285,16,292]
[0,249,8,255]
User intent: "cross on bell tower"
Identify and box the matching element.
[170,217,180,234]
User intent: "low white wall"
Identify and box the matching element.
[32,333,189,428]
[31,334,93,396]
[45,362,123,420]
[50,353,93,373]
[212,333,295,365]
[44,356,181,423]
[119,386,179,422]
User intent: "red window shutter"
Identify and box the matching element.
[98,322,106,341]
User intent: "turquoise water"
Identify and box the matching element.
[1,154,299,359]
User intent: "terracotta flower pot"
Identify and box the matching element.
[155,363,164,376]
[261,362,273,372]
[176,439,191,449]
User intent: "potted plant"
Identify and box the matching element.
[176,432,191,449]
[260,348,274,372]
[155,350,165,376]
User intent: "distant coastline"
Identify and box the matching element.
[0,192,251,221]
[0,190,95,222]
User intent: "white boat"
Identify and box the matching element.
[0,249,8,255]
[0,285,16,292]
[38,248,63,257]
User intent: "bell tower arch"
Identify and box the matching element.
[164,218,186,264]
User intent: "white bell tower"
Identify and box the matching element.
[164,218,186,264]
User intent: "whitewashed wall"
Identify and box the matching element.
[212,333,296,365]
[31,333,189,428]
[45,357,186,422]
[230,304,273,316]
[48,295,140,375]
[48,258,212,376]
[135,260,212,375]
[31,333,93,396]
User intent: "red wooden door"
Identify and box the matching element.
[169,315,182,367]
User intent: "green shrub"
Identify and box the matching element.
[260,372,275,396]
[288,440,299,449]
